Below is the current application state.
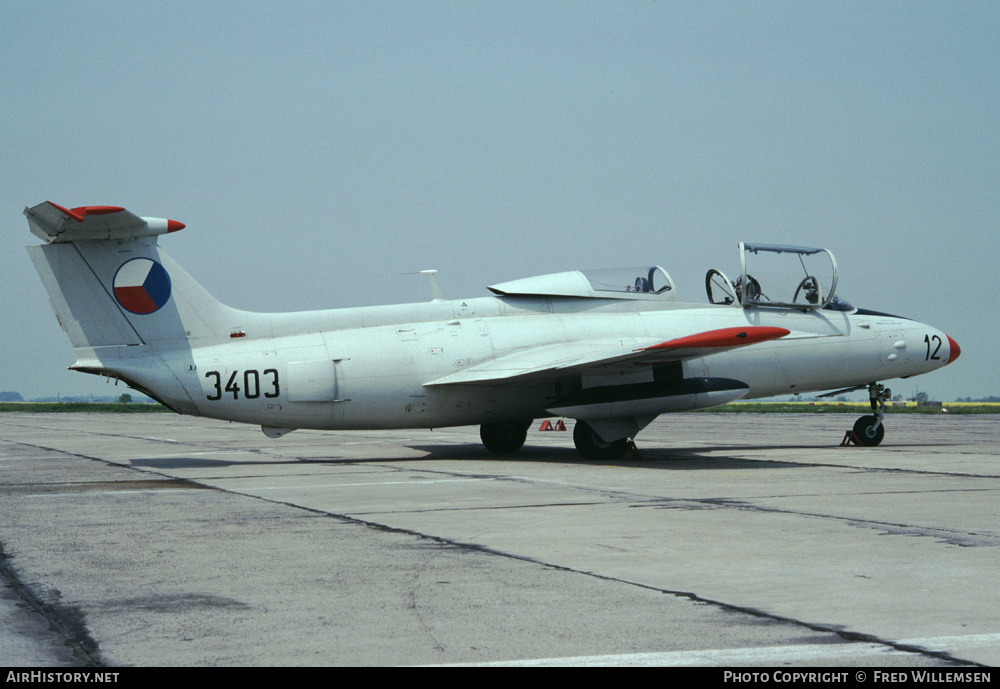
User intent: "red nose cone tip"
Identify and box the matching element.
[947,335,961,364]
[167,219,185,232]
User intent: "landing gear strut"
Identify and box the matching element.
[851,383,890,447]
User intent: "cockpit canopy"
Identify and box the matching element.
[707,243,846,311]
[486,245,850,312]
[489,266,677,301]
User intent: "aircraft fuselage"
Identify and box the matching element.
[78,294,953,433]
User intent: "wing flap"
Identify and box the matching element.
[426,326,791,387]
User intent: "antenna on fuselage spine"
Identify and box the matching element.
[404,269,447,302]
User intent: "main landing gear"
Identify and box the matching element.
[573,420,630,461]
[480,419,633,461]
[480,420,532,454]
[848,383,890,447]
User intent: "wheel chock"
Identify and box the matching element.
[840,431,861,447]
[539,420,552,431]
[538,419,567,431]
[554,419,566,431]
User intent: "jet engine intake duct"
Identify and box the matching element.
[548,377,749,420]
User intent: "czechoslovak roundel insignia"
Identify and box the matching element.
[113,258,171,314]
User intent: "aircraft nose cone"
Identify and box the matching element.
[947,335,961,364]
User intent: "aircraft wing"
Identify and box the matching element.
[425,326,790,387]
[24,201,184,243]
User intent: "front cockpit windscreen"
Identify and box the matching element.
[822,294,856,313]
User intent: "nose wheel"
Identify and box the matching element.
[848,383,890,446]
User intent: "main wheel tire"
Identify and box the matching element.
[852,415,885,447]
[480,421,529,454]
[573,420,629,461]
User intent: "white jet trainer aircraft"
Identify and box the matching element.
[25,202,960,460]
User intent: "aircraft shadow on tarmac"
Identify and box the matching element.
[128,456,321,469]
[128,445,805,471]
[408,443,815,470]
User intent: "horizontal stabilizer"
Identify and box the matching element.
[24,201,184,244]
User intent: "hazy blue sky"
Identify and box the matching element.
[2,1,997,401]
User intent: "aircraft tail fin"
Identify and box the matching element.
[25,201,246,351]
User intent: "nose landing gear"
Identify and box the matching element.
[843,383,890,446]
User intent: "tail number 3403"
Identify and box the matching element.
[205,369,279,400]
